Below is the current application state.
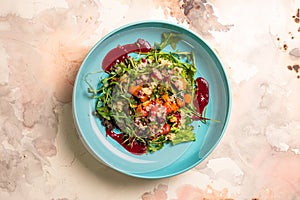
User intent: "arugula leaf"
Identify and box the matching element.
[96,107,111,120]
[171,126,196,145]
[155,32,183,50]
[147,135,167,152]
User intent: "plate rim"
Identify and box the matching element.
[72,20,232,179]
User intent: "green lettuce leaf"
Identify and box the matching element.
[171,127,196,145]
[154,32,183,50]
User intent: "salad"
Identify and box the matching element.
[86,32,210,154]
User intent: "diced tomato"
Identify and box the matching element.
[161,123,170,135]
[142,110,148,117]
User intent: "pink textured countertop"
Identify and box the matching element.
[0,0,299,199]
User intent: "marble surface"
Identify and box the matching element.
[0,0,300,199]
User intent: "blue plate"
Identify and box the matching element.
[72,21,231,179]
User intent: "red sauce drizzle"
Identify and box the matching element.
[106,129,147,155]
[102,39,152,72]
[193,77,209,120]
